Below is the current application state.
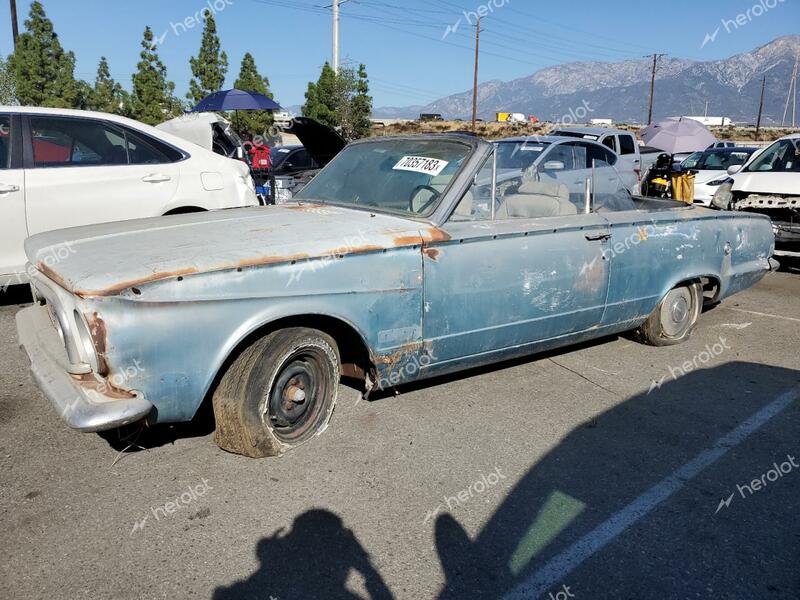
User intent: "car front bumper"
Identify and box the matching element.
[16,304,153,432]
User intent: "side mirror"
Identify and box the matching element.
[727,165,742,175]
[543,161,565,171]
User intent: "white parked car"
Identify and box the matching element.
[712,134,800,257]
[0,107,259,288]
[679,147,757,206]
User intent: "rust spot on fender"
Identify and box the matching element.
[37,262,71,292]
[374,341,424,366]
[71,373,137,400]
[75,266,200,298]
[423,248,441,261]
[86,312,109,374]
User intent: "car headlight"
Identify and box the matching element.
[707,176,733,187]
[711,182,734,210]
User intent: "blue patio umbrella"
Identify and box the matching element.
[191,88,282,112]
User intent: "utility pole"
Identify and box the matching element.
[10,0,19,50]
[471,15,481,132]
[646,53,665,125]
[756,75,766,141]
[782,52,798,127]
[332,0,340,72]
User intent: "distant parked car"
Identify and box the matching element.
[712,134,800,257]
[0,107,258,289]
[492,136,638,203]
[680,147,757,206]
[707,141,737,150]
[550,127,662,192]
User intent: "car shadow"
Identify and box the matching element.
[212,362,799,599]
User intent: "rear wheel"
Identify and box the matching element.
[635,282,702,346]
[212,328,340,457]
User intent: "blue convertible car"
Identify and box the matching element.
[17,134,776,457]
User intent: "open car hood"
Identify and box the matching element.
[285,117,347,167]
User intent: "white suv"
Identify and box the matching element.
[0,107,259,288]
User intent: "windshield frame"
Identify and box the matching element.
[293,135,489,224]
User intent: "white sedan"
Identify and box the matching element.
[680,147,757,206]
[0,107,259,289]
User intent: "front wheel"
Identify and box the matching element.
[213,328,340,457]
[635,282,702,346]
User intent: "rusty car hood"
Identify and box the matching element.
[25,203,448,297]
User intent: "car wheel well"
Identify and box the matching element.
[213,315,374,398]
[164,206,207,215]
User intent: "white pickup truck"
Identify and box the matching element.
[551,127,663,190]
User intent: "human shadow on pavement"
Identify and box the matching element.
[212,509,394,600]
[433,362,800,599]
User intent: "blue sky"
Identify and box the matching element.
[1,0,797,109]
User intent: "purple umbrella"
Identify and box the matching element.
[640,117,717,155]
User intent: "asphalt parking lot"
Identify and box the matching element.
[1,271,798,600]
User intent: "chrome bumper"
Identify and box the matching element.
[16,304,153,432]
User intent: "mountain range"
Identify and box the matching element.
[373,36,800,125]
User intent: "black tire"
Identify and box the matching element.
[635,282,702,347]
[212,328,340,458]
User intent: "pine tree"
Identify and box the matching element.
[302,63,373,139]
[8,1,83,107]
[132,27,181,125]
[0,57,16,105]
[302,63,340,129]
[187,12,228,104]
[90,57,129,114]
[350,64,373,139]
[233,52,273,137]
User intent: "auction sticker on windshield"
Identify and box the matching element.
[393,156,449,176]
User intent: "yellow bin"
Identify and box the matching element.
[671,173,696,204]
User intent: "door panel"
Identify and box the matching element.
[423,215,611,364]
[0,168,26,279]
[24,115,179,235]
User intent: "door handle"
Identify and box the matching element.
[142,174,171,183]
[0,183,20,193]
[585,232,612,242]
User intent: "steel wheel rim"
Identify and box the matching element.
[265,349,328,443]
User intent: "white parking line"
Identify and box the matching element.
[504,383,800,600]
[726,307,800,324]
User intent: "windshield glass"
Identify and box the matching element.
[271,147,294,168]
[295,138,472,216]
[494,140,550,172]
[744,139,800,173]
[683,150,753,170]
